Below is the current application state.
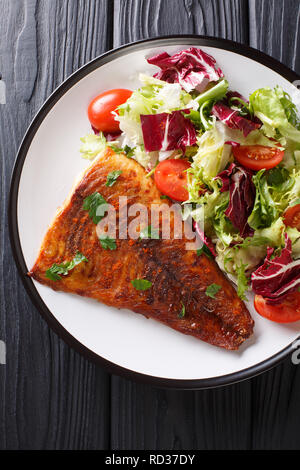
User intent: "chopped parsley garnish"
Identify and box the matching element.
[107,144,135,158]
[178,302,186,319]
[83,192,107,224]
[108,144,124,154]
[131,279,152,291]
[123,145,135,158]
[139,225,160,240]
[105,170,122,187]
[45,251,88,281]
[160,195,171,200]
[205,283,222,299]
[196,245,213,259]
[99,236,117,250]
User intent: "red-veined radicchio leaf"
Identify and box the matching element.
[193,221,217,257]
[212,102,261,137]
[216,163,255,237]
[226,90,248,103]
[147,47,224,93]
[251,234,300,303]
[91,126,121,141]
[140,110,197,152]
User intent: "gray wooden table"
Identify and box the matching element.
[1,0,300,450]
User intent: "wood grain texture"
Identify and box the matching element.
[111,0,300,451]
[1,0,300,450]
[0,0,112,450]
[113,0,249,46]
[249,0,300,73]
[14,0,38,102]
[246,1,300,450]
[111,0,253,451]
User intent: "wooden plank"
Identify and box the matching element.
[111,0,255,451]
[113,0,249,47]
[111,0,300,451]
[248,0,300,450]
[1,0,300,451]
[0,0,112,449]
[249,0,300,74]
[111,377,253,450]
[250,359,300,449]
[111,361,300,450]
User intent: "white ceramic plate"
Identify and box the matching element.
[9,36,300,388]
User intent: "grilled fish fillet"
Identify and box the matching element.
[30,148,254,349]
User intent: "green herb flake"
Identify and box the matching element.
[83,192,107,224]
[196,245,213,259]
[99,236,117,250]
[178,302,186,319]
[131,279,152,291]
[205,283,222,299]
[108,144,124,154]
[105,170,122,187]
[45,251,88,281]
[139,225,160,241]
[123,145,136,158]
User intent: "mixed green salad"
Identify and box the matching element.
[81,47,300,323]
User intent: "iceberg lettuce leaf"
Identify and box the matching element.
[250,86,300,144]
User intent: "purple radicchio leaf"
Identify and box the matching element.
[92,125,99,135]
[216,163,255,237]
[91,126,121,141]
[140,110,197,152]
[104,131,122,142]
[251,234,300,303]
[147,47,224,93]
[193,220,217,257]
[225,141,240,147]
[211,102,261,137]
[226,90,249,103]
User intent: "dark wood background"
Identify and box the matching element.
[1,0,300,450]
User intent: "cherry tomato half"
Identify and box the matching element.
[254,292,300,323]
[154,159,191,202]
[87,89,132,133]
[283,204,300,229]
[233,145,284,171]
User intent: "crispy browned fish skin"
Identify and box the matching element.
[29,148,254,350]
